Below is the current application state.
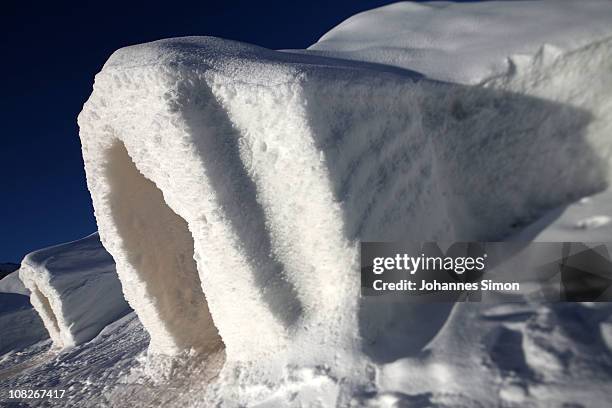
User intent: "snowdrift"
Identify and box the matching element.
[78,18,612,391]
[307,0,612,85]
[19,233,130,349]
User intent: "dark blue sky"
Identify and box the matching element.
[0,1,474,262]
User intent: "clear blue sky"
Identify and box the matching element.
[0,0,476,262]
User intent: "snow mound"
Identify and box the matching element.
[19,233,130,349]
[78,27,612,394]
[306,0,612,84]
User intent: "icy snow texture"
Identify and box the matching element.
[307,0,612,84]
[19,233,130,349]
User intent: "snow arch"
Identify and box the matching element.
[78,36,612,371]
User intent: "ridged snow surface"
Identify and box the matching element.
[19,233,130,349]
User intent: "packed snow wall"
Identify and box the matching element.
[19,233,130,349]
[78,28,612,374]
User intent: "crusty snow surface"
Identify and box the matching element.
[2,1,612,407]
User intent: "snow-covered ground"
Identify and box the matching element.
[2,1,612,407]
[0,313,149,406]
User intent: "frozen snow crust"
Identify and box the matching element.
[19,233,130,349]
[77,7,612,403]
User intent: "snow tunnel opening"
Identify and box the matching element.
[104,141,223,355]
[30,285,61,345]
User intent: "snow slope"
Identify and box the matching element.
[307,0,612,85]
[0,312,150,405]
[19,233,130,349]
